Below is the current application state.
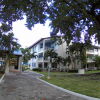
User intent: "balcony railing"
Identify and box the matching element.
[86,50,98,55]
[87,58,95,63]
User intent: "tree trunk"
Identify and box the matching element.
[5,55,10,74]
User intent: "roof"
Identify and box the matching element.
[92,45,100,49]
[0,49,22,56]
[28,36,60,49]
[28,37,51,49]
[13,50,22,56]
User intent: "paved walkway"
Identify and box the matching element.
[0,71,97,100]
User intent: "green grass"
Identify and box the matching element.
[36,71,100,98]
[86,70,100,74]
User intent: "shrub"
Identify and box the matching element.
[68,69,78,73]
[33,68,42,72]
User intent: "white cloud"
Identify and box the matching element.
[12,19,50,48]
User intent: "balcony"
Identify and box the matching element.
[87,58,95,63]
[37,53,43,62]
[86,50,98,55]
[37,58,43,62]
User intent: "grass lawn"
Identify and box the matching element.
[37,71,100,98]
[86,70,100,74]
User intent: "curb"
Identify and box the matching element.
[32,71,44,77]
[25,70,44,77]
[0,74,5,84]
[37,78,100,100]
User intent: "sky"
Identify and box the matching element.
[12,19,50,48]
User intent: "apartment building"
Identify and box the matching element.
[28,37,58,70]
[86,45,100,69]
[28,37,100,70]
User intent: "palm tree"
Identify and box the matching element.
[0,23,21,74]
[21,48,37,65]
[44,49,58,70]
[53,56,63,71]
[0,32,20,74]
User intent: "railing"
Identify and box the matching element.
[38,58,43,61]
[86,50,98,55]
[87,58,95,63]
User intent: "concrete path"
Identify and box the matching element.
[0,71,98,100]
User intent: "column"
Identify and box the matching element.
[42,39,45,70]
[18,56,22,72]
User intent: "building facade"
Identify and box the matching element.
[28,37,100,71]
[28,37,58,70]
[86,45,100,69]
[0,49,22,73]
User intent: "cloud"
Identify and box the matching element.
[12,19,50,48]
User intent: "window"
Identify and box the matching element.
[33,46,36,52]
[94,48,98,52]
[38,63,42,68]
[40,43,43,49]
[88,48,94,52]
[32,63,36,67]
[38,53,43,58]
[98,38,100,44]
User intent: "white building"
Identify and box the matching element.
[28,37,58,70]
[28,37,100,71]
[86,45,100,69]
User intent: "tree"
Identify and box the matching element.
[53,56,62,71]
[44,49,58,68]
[49,0,100,44]
[0,32,20,74]
[44,49,58,61]
[94,56,100,68]
[21,48,36,64]
[44,49,70,71]
[1,0,100,72]
[69,42,92,69]
[0,23,21,73]
[0,0,100,43]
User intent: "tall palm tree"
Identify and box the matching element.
[44,49,58,69]
[0,32,20,74]
[21,48,37,65]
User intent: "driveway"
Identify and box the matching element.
[0,71,97,100]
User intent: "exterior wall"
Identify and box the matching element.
[9,56,22,72]
[28,38,56,70]
[86,43,100,69]
[28,38,72,71]
[56,41,67,58]
[28,37,100,71]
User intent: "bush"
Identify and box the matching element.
[32,68,42,72]
[22,65,29,71]
[68,69,78,73]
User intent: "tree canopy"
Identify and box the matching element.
[21,48,36,64]
[0,22,20,54]
[44,49,58,61]
[0,0,100,44]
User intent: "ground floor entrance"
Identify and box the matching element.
[0,50,22,73]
